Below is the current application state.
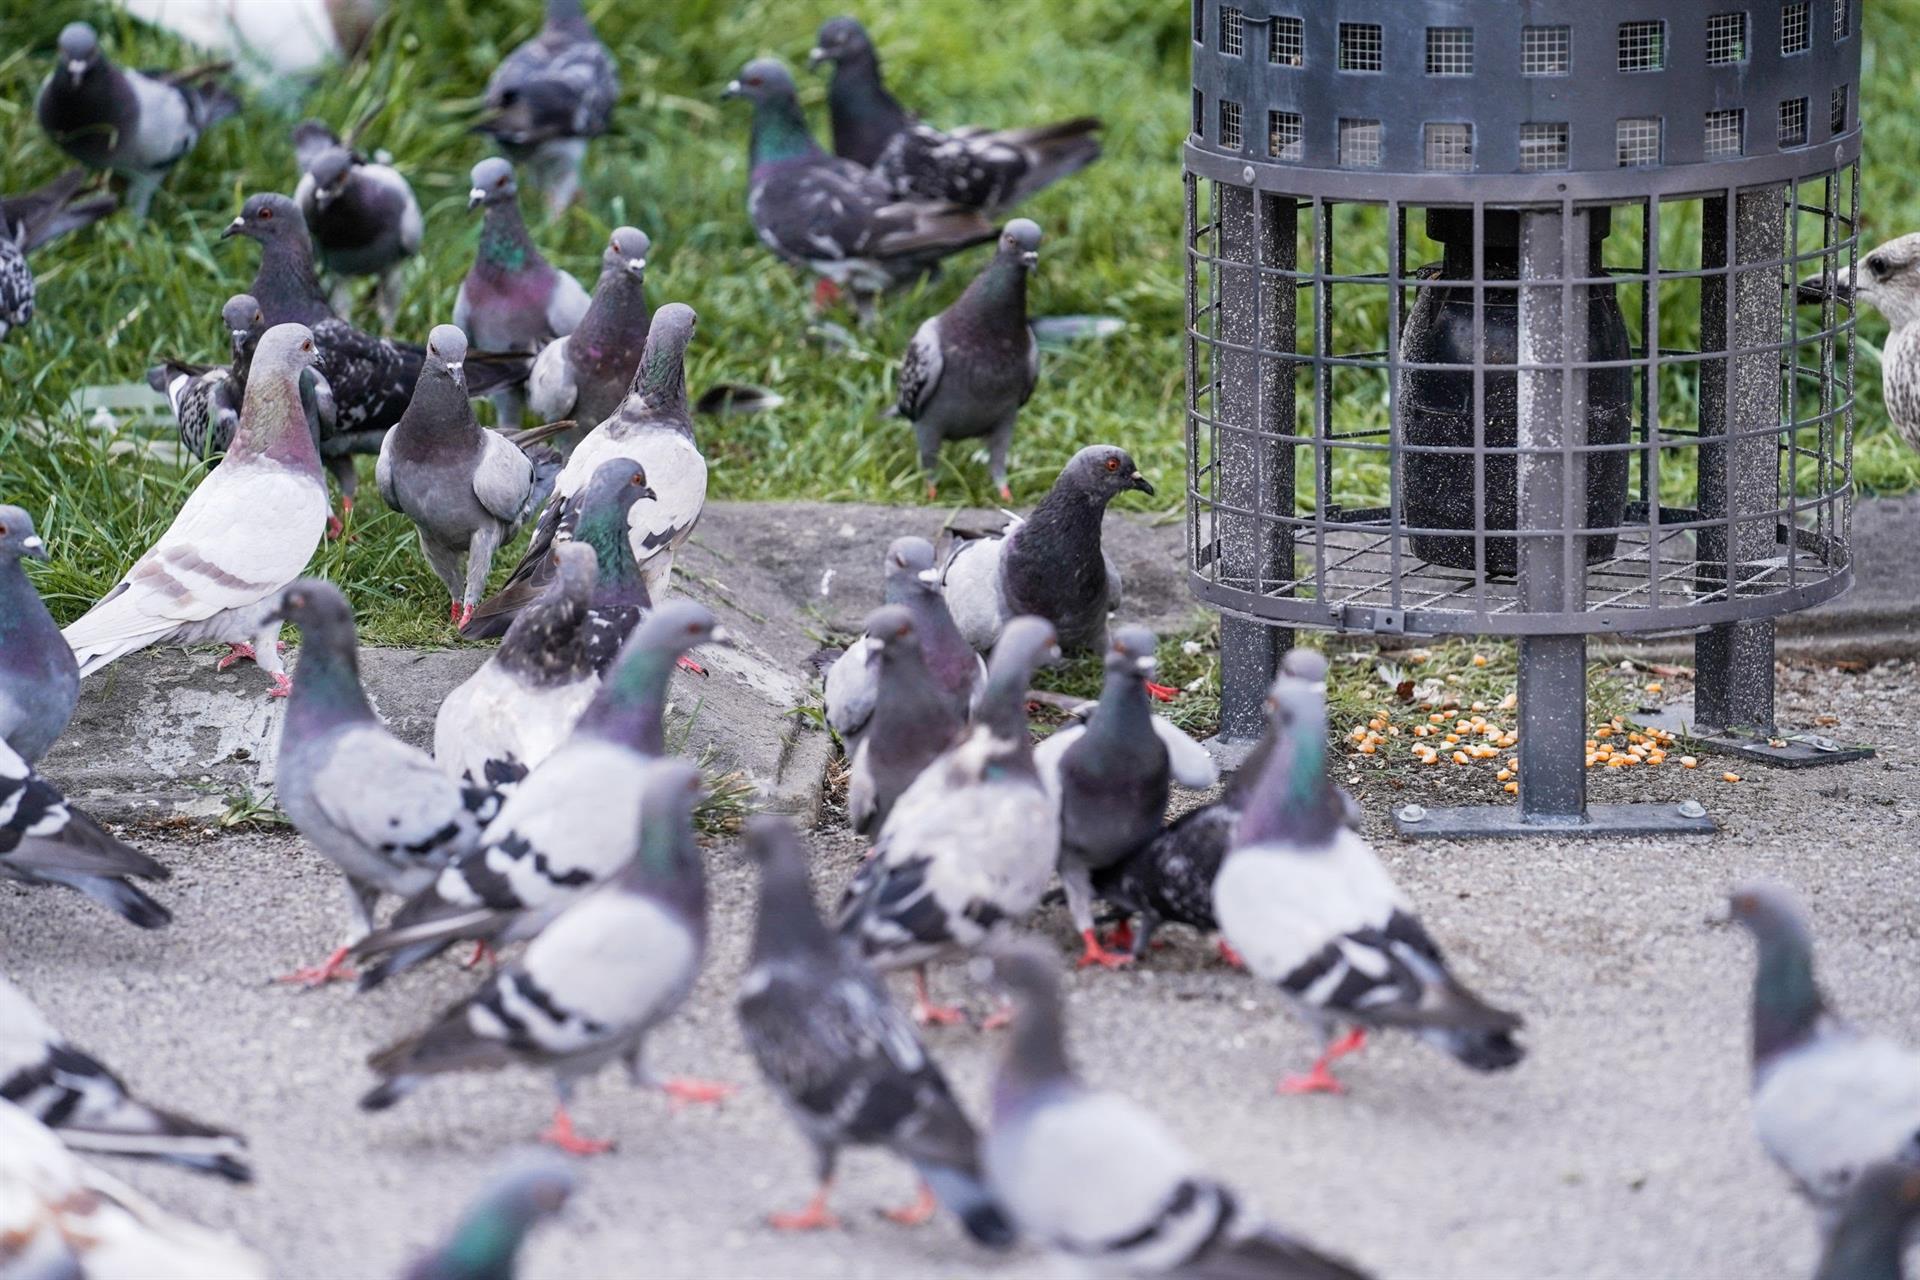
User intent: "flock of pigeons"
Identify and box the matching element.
[4,4,1920,1279]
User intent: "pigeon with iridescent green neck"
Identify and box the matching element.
[405,1156,574,1280]
[528,226,652,452]
[477,0,618,218]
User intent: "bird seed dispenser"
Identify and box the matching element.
[1184,0,1867,836]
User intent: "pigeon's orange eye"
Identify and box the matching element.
[497,177,509,188]
[631,474,645,486]
[259,208,273,220]
[1105,457,1119,472]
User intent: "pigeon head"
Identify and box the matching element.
[0,506,49,564]
[742,814,805,870]
[1106,625,1157,679]
[881,536,940,600]
[985,939,1074,1089]
[1059,445,1154,503]
[425,324,469,389]
[605,226,650,279]
[268,577,354,635]
[223,193,305,244]
[993,615,1061,675]
[254,322,321,375]
[632,600,728,657]
[809,16,875,68]
[578,458,656,524]
[1729,883,1829,1065]
[468,158,518,212]
[430,1156,575,1276]
[630,303,697,403]
[290,119,337,157]
[1000,219,1042,271]
[308,148,358,204]
[864,604,920,658]
[1820,232,1920,330]
[723,58,799,104]
[222,293,264,337]
[579,602,727,749]
[546,539,599,597]
[56,22,100,84]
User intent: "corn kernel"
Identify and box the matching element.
[1680,756,1698,768]
[1646,681,1664,694]
[1472,654,1489,667]
[1496,768,1512,782]
[1499,693,1517,710]
[1585,754,1599,767]
[1444,733,1460,745]
[1452,751,1469,765]
[1503,781,1518,794]
[1594,725,1613,738]
[1470,701,1487,712]
[1723,772,1741,783]
[1428,713,1445,724]
[1368,718,1387,732]
[1358,743,1376,755]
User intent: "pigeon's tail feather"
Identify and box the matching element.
[351,902,500,990]
[1188,1227,1375,1280]
[25,869,174,929]
[998,117,1103,208]
[519,445,564,531]
[188,81,242,131]
[60,1108,252,1183]
[917,1163,1016,1248]
[357,1074,418,1112]
[4,168,115,252]
[466,351,534,396]
[63,595,172,679]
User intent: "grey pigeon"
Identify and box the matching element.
[434,469,655,792]
[1214,651,1524,1094]
[469,304,706,637]
[0,974,249,1182]
[737,816,1014,1243]
[35,21,238,218]
[355,603,726,988]
[984,942,1373,1279]
[1799,234,1920,453]
[723,58,997,324]
[477,0,618,218]
[268,580,488,986]
[0,168,114,342]
[376,325,560,628]
[893,219,1041,500]
[811,17,1102,214]
[940,444,1155,655]
[844,605,966,839]
[64,324,330,694]
[403,1155,575,1280]
[1729,885,1920,1218]
[291,121,423,330]
[835,616,1061,1026]
[1814,1162,1920,1280]
[360,759,732,1155]
[527,226,652,452]
[0,507,78,767]
[456,158,590,426]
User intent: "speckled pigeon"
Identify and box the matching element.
[268,581,490,986]
[292,120,422,330]
[940,444,1154,655]
[0,975,248,1182]
[737,816,1014,1243]
[1814,1161,1920,1280]
[477,0,618,218]
[64,324,329,694]
[984,942,1373,1280]
[1215,651,1524,1094]
[1799,234,1920,453]
[404,1156,575,1280]
[434,469,656,792]
[355,603,725,989]
[469,304,706,638]
[892,219,1040,499]
[723,58,997,323]
[811,17,1101,214]
[844,606,966,839]
[35,21,238,219]
[360,759,732,1156]
[0,508,77,768]
[1729,885,1920,1220]
[527,226,652,452]
[0,168,114,342]
[835,616,1061,1026]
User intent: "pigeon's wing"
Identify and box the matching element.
[1032,723,1085,805]
[545,271,591,337]
[823,638,879,744]
[471,430,537,526]
[1103,549,1124,612]
[1151,716,1219,790]
[308,728,478,873]
[938,533,1007,653]
[628,430,707,572]
[526,337,579,422]
[374,429,400,509]
[1020,327,1039,405]
[895,315,944,420]
[506,887,699,1054]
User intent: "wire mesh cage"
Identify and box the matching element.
[1183,0,1866,834]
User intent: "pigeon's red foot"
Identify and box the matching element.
[1216,940,1246,969]
[660,1076,734,1106]
[979,1001,1015,1032]
[997,484,1012,502]
[675,655,708,677]
[456,603,475,631]
[1276,1065,1346,1096]
[539,1105,615,1156]
[1327,1027,1368,1059]
[1104,920,1137,953]
[769,1186,841,1232]
[812,278,844,310]
[880,1183,938,1227]
[461,940,498,970]
[925,481,939,500]
[1076,928,1135,970]
[448,600,462,624]
[326,513,344,541]
[216,643,257,672]
[273,945,357,988]
[1145,681,1180,703]
[267,673,294,699]
[912,970,966,1027]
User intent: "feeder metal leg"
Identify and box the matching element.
[1517,635,1587,822]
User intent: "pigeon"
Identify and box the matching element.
[737,816,1014,1243]
[476,0,619,218]
[1728,884,1920,1218]
[0,975,249,1181]
[1798,235,1920,453]
[354,603,726,989]
[844,605,966,839]
[1814,1162,1920,1280]
[0,507,78,768]
[433,471,655,792]
[527,226,652,453]
[456,157,590,426]
[940,444,1155,655]
[0,1099,268,1280]
[268,579,488,986]
[810,17,1102,214]
[469,304,706,637]
[823,535,985,764]
[1035,626,1218,970]
[376,325,560,628]
[983,941,1372,1279]
[892,219,1041,500]
[292,120,423,330]
[149,294,264,463]
[35,21,239,219]
[1214,651,1524,1094]
[360,759,731,1155]
[403,1155,575,1280]
[835,616,1062,1026]
[0,167,115,342]
[63,323,329,694]
[723,58,997,323]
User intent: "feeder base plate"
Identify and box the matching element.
[1392,802,1718,840]
[1692,731,1875,769]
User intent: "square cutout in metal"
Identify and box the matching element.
[1835,0,1851,39]
[1268,110,1303,161]
[1423,122,1473,171]
[1339,22,1384,72]
[1269,15,1304,66]
[1704,108,1744,157]
[1521,25,1571,75]
[1781,2,1810,54]
[1831,84,1848,134]
[1426,27,1474,75]
[1519,122,1570,171]
[1616,115,1662,166]
[1338,118,1383,167]
[1218,98,1243,151]
[1779,95,1808,147]
[1192,0,1205,44]
[1192,89,1204,138]
[1706,12,1747,65]
[1618,20,1665,72]
[1219,6,1244,56]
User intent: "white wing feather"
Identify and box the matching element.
[526,336,578,422]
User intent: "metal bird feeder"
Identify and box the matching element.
[1184,0,1868,837]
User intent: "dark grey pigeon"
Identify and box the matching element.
[376,325,560,629]
[835,616,1061,1027]
[35,22,238,218]
[723,58,997,324]
[404,1156,575,1280]
[811,17,1101,214]
[845,606,966,839]
[0,168,114,342]
[0,974,249,1182]
[292,122,423,330]
[1814,1162,1920,1280]
[267,580,488,986]
[1729,885,1920,1220]
[737,816,1013,1243]
[1215,651,1523,1094]
[360,759,733,1156]
[355,603,726,989]
[940,444,1154,655]
[985,942,1373,1279]
[0,507,78,767]
[893,220,1040,500]
[477,0,619,218]
[528,226,652,452]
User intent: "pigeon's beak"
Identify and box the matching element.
[807,47,829,69]
[1019,250,1039,270]
[445,360,465,386]
[709,625,735,647]
[20,536,47,561]
[1129,471,1156,497]
[1134,654,1157,675]
[1796,265,1855,307]
[467,188,487,212]
[722,79,743,99]
[915,567,942,586]
[67,60,88,84]
[220,216,245,240]
[626,257,647,277]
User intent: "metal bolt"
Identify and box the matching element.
[1242,165,1255,183]
[1398,804,1427,824]
[1677,799,1707,819]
